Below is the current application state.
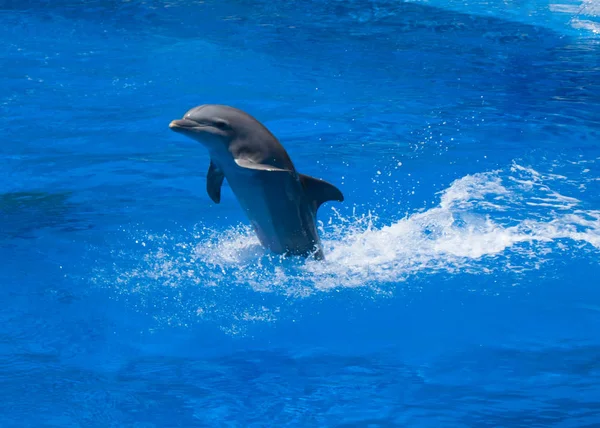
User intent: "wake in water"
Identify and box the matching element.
[107,161,600,300]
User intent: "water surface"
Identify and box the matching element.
[1,0,599,426]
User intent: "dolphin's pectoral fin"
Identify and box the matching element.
[234,159,290,172]
[300,174,344,211]
[207,161,225,204]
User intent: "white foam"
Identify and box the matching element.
[551,0,600,34]
[108,163,600,301]
[305,166,599,289]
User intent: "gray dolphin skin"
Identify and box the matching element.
[169,104,344,260]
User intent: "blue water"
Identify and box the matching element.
[2,0,600,426]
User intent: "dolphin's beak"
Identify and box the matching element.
[169,119,198,131]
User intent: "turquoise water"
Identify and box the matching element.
[1,0,600,426]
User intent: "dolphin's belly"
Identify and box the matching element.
[225,170,321,256]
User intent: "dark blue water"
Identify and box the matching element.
[1,0,600,426]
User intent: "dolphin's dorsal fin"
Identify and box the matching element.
[300,174,344,211]
[207,160,225,203]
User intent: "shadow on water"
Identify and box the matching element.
[0,191,91,240]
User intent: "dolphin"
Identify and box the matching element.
[169,104,344,260]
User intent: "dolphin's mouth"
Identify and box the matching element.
[169,119,200,131]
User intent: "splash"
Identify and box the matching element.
[109,162,600,300]
[551,0,600,35]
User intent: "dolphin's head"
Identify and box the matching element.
[169,104,251,150]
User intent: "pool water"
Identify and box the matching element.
[1,0,599,426]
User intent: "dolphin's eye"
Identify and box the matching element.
[214,120,229,130]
